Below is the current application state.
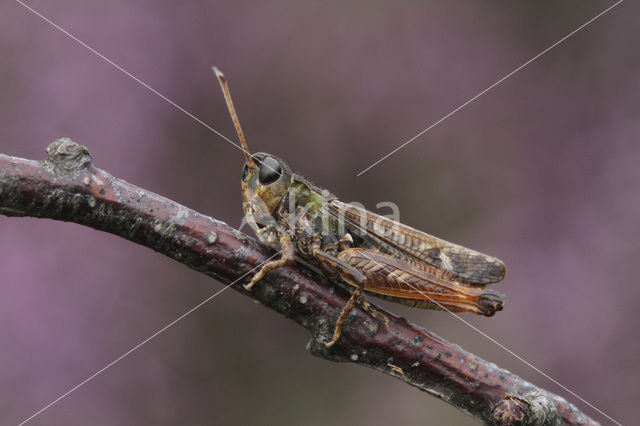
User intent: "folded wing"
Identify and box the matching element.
[327,200,506,285]
[337,248,503,316]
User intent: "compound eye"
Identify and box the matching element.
[258,156,282,185]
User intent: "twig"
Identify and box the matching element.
[0,138,599,425]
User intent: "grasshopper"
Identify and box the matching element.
[214,68,505,348]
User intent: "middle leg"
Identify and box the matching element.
[309,245,372,348]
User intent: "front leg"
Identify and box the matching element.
[244,233,295,291]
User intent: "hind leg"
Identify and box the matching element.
[324,287,362,348]
[309,245,375,348]
[356,292,390,327]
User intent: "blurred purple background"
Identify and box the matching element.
[1,1,638,424]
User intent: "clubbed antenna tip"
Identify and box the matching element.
[212,66,224,81]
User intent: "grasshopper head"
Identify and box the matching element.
[213,67,293,243]
[241,153,293,242]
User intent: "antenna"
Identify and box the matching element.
[213,66,256,169]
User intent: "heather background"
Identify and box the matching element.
[1,1,638,425]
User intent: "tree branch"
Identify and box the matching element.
[0,138,599,425]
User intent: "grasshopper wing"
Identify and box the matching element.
[337,248,503,316]
[327,200,505,285]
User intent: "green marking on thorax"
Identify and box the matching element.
[289,180,328,214]
[288,180,342,236]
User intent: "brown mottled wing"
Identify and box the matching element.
[327,200,505,285]
[337,248,503,316]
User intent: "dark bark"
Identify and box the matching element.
[0,138,599,425]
